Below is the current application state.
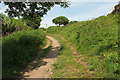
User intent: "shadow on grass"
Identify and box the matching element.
[20,44,61,79]
[2,43,53,80]
[96,42,118,56]
[21,45,52,77]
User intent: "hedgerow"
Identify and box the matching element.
[2,30,46,78]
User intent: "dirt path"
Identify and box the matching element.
[23,36,61,79]
[61,37,94,78]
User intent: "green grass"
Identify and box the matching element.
[47,34,93,78]
[2,29,47,78]
[37,38,52,62]
[47,14,119,78]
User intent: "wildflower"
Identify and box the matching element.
[8,33,10,36]
[103,54,105,56]
[18,27,20,30]
[109,49,111,51]
[42,34,43,36]
[2,33,4,36]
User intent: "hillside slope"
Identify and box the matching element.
[47,12,119,78]
[111,3,120,14]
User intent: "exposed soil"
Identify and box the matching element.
[22,36,61,79]
[21,35,94,79]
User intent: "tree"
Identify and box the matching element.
[111,2,120,14]
[52,16,69,26]
[23,14,42,29]
[3,1,70,29]
[3,1,70,18]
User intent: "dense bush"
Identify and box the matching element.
[68,21,78,25]
[2,14,33,35]
[10,18,33,31]
[52,16,69,26]
[2,30,46,78]
[39,27,46,31]
[2,14,12,33]
[47,26,62,34]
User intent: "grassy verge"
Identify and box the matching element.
[37,38,52,62]
[47,34,93,78]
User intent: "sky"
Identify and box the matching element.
[0,0,119,28]
[40,2,118,28]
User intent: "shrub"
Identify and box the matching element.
[46,26,62,34]
[2,14,33,35]
[69,21,78,25]
[39,28,46,31]
[2,30,46,78]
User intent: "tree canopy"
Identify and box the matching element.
[2,1,70,29]
[52,16,69,26]
[3,1,70,18]
[22,14,42,29]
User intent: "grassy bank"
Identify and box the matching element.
[47,14,119,78]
